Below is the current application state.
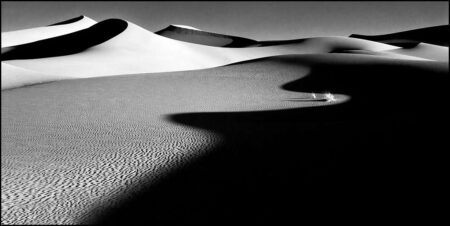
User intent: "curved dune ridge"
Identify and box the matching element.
[47,15,86,26]
[2,19,128,61]
[1,16,447,91]
[1,16,97,48]
[155,24,259,47]
[350,24,449,47]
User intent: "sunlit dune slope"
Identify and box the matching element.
[386,43,448,62]
[2,19,128,61]
[1,16,97,48]
[1,62,66,90]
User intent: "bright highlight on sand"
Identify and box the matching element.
[324,93,337,102]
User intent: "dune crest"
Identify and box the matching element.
[350,24,449,47]
[386,43,448,62]
[1,16,97,48]
[47,15,86,26]
[170,24,202,31]
[2,19,128,61]
[156,24,258,47]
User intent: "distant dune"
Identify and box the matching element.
[350,24,449,47]
[1,16,96,48]
[2,16,434,90]
[2,19,128,61]
[47,15,86,26]
[156,25,258,47]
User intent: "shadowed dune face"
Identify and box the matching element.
[47,15,85,26]
[279,54,448,110]
[1,16,97,48]
[1,19,127,61]
[81,54,448,225]
[156,25,258,47]
[350,24,449,47]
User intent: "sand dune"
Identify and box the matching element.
[350,24,449,47]
[1,16,97,48]
[47,15,86,26]
[2,53,446,224]
[2,19,128,61]
[387,42,448,61]
[2,15,448,224]
[4,31,401,78]
[1,62,66,90]
[2,17,417,90]
[156,24,258,47]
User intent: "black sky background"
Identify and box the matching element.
[1,1,449,40]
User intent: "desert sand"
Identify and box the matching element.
[3,18,439,90]
[1,16,448,224]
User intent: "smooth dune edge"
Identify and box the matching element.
[48,15,86,26]
[1,16,97,48]
[350,24,449,47]
[1,62,67,90]
[156,25,258,47]
[2,19,128,61]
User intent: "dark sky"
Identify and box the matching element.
[2,1,448,40]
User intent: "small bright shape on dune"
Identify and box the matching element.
[325,93,337,102]
[171,24,201,31]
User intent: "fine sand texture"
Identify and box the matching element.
[2,16,449,224]
[2,53,448,224]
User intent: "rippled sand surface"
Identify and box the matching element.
[1,57,340,224]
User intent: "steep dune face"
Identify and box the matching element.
[2,19,128,61]
[350,24,449,47]
[156,25,258,47]
[1,16,97,48]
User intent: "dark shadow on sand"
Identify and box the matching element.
[47,15,85,26]
[83,55,448,224]
[156,25,258,48]
[1,19,127,61]
[350,24,449,47]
